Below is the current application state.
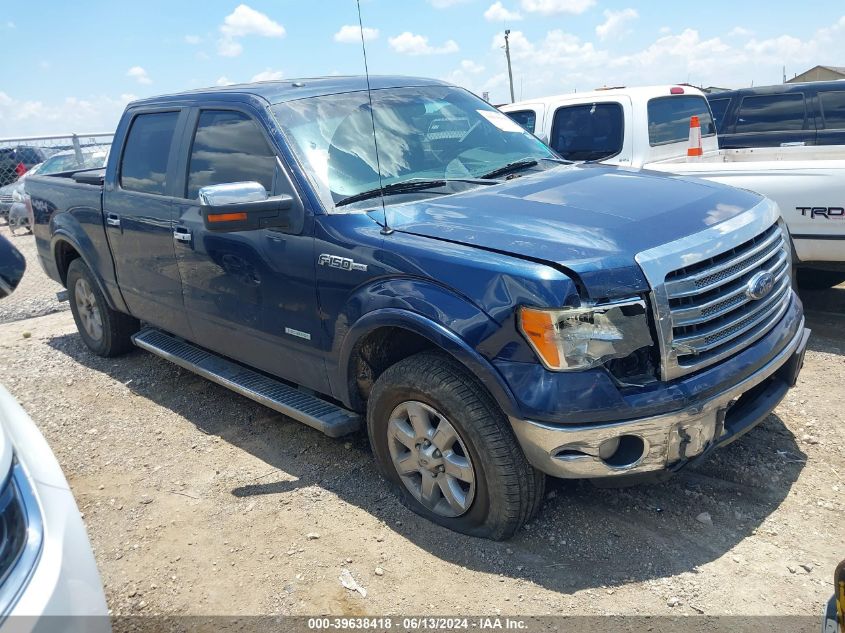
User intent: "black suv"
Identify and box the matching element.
[707,81,845,149]
[0,146,47,187]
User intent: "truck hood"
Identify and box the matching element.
[385,164,763,297]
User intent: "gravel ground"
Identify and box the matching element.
[0,224,68,324]
[0,224,842,620]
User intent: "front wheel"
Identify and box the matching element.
[367,351,544,540]
[67,258,140,357]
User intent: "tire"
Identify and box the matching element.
[796,268,845,290]
[367,351,544,540]
[67,258,139,357]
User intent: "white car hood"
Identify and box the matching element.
[0,387,14,480]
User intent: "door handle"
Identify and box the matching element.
[106,213,120,227]
[173,227,192,243]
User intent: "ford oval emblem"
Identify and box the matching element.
[745,271,776,301]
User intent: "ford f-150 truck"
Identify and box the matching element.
[25,77,809,539]
[502,85,845,289]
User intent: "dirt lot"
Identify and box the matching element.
[0,224,843,618]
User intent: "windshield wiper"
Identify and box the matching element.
[336,179,447,207]
[480,159,538,180]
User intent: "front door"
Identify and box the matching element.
[172,107,326,393]
[103,109,192,339]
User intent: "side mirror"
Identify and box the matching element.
[199,182,303,233]
[0,235,26,299]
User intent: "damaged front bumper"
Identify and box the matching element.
[510,320,810,480]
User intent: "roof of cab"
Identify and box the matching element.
[129,75,452,107]
[502,85,708,109]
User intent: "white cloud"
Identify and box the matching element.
[126,66,152,85]
[251,69,284,82]
[596,8,638,40]
[520,0,595,15]
[388,32,459,55]
[334,25,379,43]
[184,34,202,44]
[461,59,486,73]
[493,29,606,68]
[0,92,136,136]
[218,39,243,57]
[216,76,234,86]
[218,4,285,57]
[220,4,285,37]
[728,26,752,37]
[484,2,522,21]
[476,19,845,103]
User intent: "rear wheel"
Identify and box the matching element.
[67,258,139,357]
[367,351,544,540]
[797,268,845,290]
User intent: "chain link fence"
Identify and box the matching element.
[0,132,113,186]
[0,133,113,228]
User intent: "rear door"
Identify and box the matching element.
[171,105,324,391]
[103,108,192,338]
[816,89,845,145]
[724,93,815,148]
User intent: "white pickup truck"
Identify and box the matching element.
[502,85,845,288]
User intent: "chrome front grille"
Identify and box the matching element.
[666,222,791,369]
[635,200,793,381]
[0,195,13,204]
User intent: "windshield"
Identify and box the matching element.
[271,85,557,211]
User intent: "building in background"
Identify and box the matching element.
[787,65,845,83]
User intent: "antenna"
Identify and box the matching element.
[356,0,391,235]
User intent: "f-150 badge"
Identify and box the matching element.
[318,254,368,272]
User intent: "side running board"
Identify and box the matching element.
[131,328,361,438]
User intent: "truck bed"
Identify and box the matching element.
[652,144,845,166]
[26,169,107,289]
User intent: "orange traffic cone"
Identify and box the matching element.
[687,115,703,160]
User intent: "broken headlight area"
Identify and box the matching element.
[518,299,656,375]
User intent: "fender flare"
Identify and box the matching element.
[336,307,521,418]
[50,230,126,312]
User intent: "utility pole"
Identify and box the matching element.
[504,30,515,103]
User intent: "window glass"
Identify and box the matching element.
[186,110,276,199]
[820,91,845,129]
[120,112,179,195]
[505,110,536,133]
[735,93,805,132]
[549,102,623,161]
[271,86,556,210]
[707,98,730,132]
[647,95,716,145]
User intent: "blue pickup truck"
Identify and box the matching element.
[25,76,810,539]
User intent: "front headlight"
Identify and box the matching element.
[11,191,22,203]
[518,298,654,371]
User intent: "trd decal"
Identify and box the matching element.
[797,206,845,219]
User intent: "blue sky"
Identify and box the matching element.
[2,0,844,135]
